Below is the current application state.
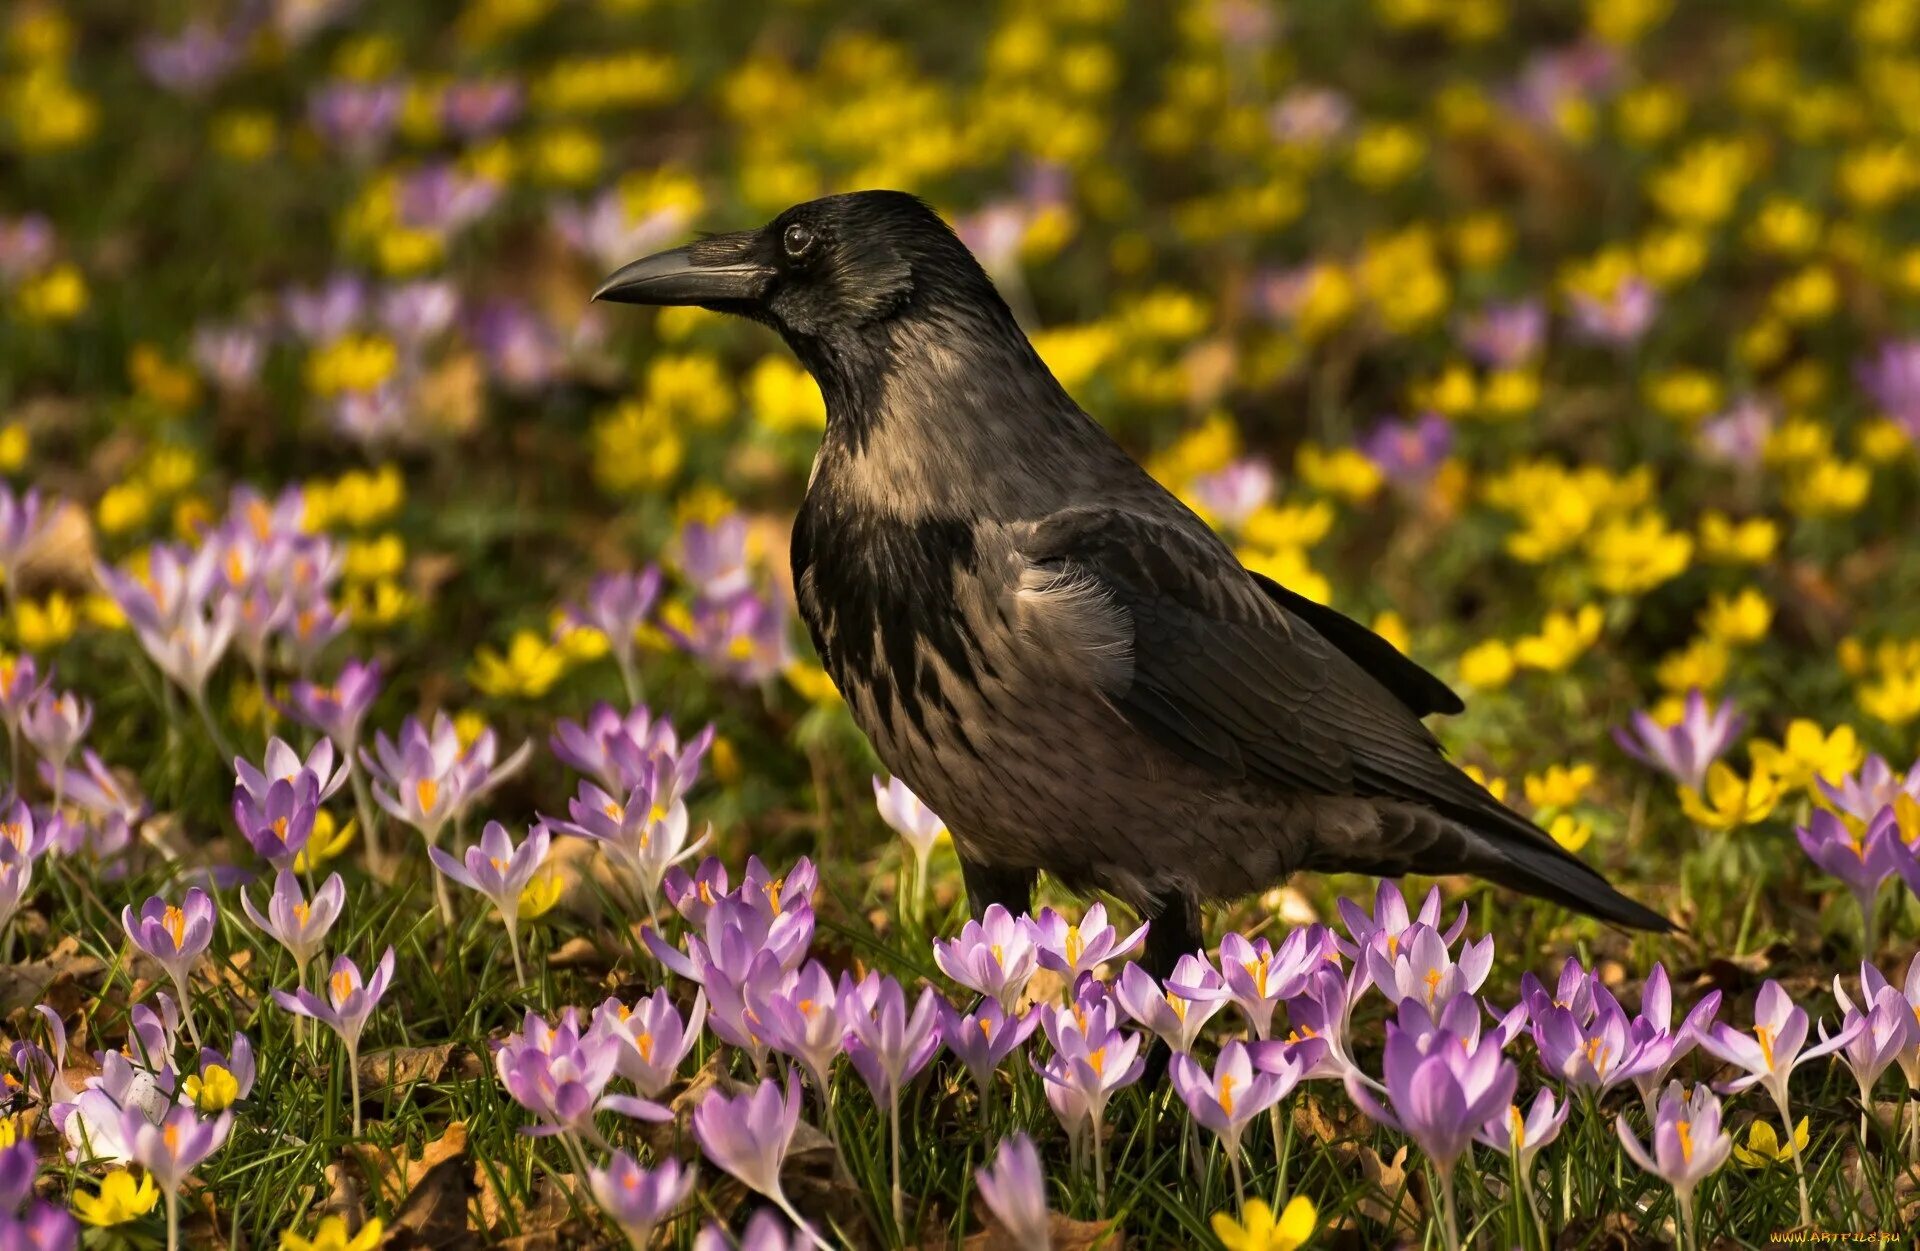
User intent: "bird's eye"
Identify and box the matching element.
[782,223,815,258]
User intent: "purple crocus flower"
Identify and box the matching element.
[231,771,320,870]
[1612,690,1744,791]
[1857,338,1920,435]
[123,890,216,1047]
[593,987,707,1099]
[1476,1085,1567,1240]
[284,660,383,756]
[1114,958,1224,1054]
[1821,754,1920,822]
[1799,805,1904,952]
[1190,926,1332,1039]
[192,323,266,393]
[1281,967,1369,1085]
[1344,1019,1517,1249]
[241,869,343,980]
[0,215,54,284]
[939,996,1041,1103]
[1524,968,1654,1094]
[124,1106,231,1234]
[308,79,404,158]
[1030,903,1147,984]
[1617,1081,1731,1242]
[1460,299,1546,368]
[551,703,713,795]
[237,737,349,805]
[691,1074,826,1248]
[840,972,942,1226]
[1171,1040,1292,1202]
[1825,974,1919,1136]
[139,22,239,96]
[1628,963,1722,1117]
[666,588,793,685]
[273,948,394,1134]
[589,1152,696,1248]
[873,775,945,916]
[361,715,468,918]
[567,569,662,703]
[1696,979,1861,1223]
[751,962,843,1101]
[428,821,550,985]
[933,904,1039,1011]
[674,516,753,600]
[974,1134,1049,1251]
[1361,413,1453,489]
[1334,879,1469,966]
[1697,396,1774,469]
[1188,459,1274,530]
[1367,924,1494,1015]
[0,835,33,939]
[20,688,91,783]
[1034,988,1143,1207]
[494,1008,666,1144]
[549,762,709,918]
[1570,277,1658,346]
[440,78,522,137]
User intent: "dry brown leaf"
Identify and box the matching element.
[0,936,106,1017]
[359,1123,475,1250]
[958,1209,1126,1250]
[354,1044,482,1095]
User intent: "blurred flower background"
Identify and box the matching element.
[6,0,1920,1246]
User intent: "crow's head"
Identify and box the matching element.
[593,190,998,343]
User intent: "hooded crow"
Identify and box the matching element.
[596,189,1671,972]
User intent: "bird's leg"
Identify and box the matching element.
[1141,890,1204,981]
[958,857,1036,921]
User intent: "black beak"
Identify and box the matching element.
[592,231,772,307]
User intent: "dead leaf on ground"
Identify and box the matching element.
[957,1208,1126,1250]
[0,935,106,1018]
[352,1043,483,1096]
[480,1172,594,1248]
[355,1122,475,1251]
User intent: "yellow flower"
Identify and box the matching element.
[1525,764,1596,810]
[1733,1118,1808,1168]
[1242,503,1333,552]
[1458,639,1515,691]
[294,813,356,872]
[1285,265,1356,341]
[1294,444,1382,504]
[1678,762,1783,831]
[1212,1195,1316,1251]
[1409,363,1477,418]
[644,353,735,429]
[1481,369,1540,418]
[470,631,568,699]
[183,1064,240,1112]
[73,1169,158,1227]
[1462,764,1508,803]
[0,424,27,473]
[785,661,842,707]
[1548,814,1593,853]
[345,580,415,630]
[1449,212,1512,269]
[518,867,565,921]
[311,464,405,530]
[1751,722,1864,793]
[305,335,398,397]
[1784,458,1871,517]
[14,262,88,321]
[1586,513,1692,596]
[1370,612,1410,656]
[1858,418,1912,464]
[592,400,684,493]
[13,593,76,651]
[1348,123,1426,189]
[747,356,826,434]
[1648,138,1750,224]
[211,109,278,162]
[280,1216,385,1251]
[1589,0,1671,44]
[98,482,155,535]
[342,534,405,584]
[1656,638,1729,694]
[1357,228,1449,333]
[1031,324,1117,393]
[551,614,609,663]
[1616,83,1685,146]
[1770,266,1839,324]
[1512,606,1604,673]
[1644,369,1720,425]
[1699,589,1771,646]
[1240,546,1329,605]
[1698,512,1778,565]
[1861,668,1920,727]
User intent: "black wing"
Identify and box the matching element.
[1023,504,1670,932]
[1249,572,1464,717]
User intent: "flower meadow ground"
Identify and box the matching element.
[10,1,1920,1249]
